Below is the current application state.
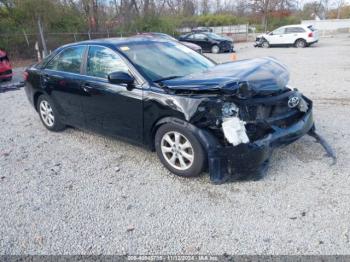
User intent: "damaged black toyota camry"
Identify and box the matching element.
[24,37,335,183]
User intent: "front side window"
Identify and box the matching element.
[46,46,85,74]
[272,28,285,35]
[187,34,195,39]
[86,46,129,79]
[194,34,207,40]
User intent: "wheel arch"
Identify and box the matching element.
[149,117,187,151]
[150,116,220,154]
[294,38,307,46]
[33,91,44,111]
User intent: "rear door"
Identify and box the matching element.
[42,45,87,127]
[79,45,143,142]
[284,27,306,44]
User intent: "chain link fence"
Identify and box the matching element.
[0,27,255,62]
[0,31,137,61]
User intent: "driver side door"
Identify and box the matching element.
[79,45,144,143]
[266,27,286,45]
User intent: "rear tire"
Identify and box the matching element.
[37,95,66,132]
[295,39,307,48]
[155,123,206,177]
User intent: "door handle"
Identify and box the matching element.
[42,74,50,83]
[81,83,93,92]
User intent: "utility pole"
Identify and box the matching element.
[37,17,48,57]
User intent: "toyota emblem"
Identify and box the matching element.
[288,96,300,108]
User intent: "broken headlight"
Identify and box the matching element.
[222,102,239,118]
[237,82,254,99]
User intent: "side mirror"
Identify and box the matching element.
[108,71,134,87]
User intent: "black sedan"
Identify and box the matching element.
[179,32,234,54]
[24,37,333,183]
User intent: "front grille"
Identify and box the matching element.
[221,41,232,50]
[237,91,308,140]
[0,70,12,76]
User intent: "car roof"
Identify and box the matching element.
[56,36,169,51]
[281,24,309,28]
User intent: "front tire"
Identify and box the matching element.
[37,95,65,132]
[262,40,270,48]
[155,123,206,177]
[211,45,220,54]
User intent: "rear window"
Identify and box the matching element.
[308,25,316,32]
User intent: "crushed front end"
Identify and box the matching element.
[162,57,335,183]
[205,89,315,183]
[0,50,13,81]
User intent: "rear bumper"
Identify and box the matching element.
[206,103,314,183]
[307,40,318,45]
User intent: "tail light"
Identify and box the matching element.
[23,72,29,81]
[308,32,313,38]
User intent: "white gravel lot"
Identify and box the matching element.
[1,35,350,255]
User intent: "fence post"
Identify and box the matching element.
[37,17,48,57]
[246,23,249,42]
[73,33,77,42]
[107,29,110,38]
[88,32,91,40]
[22,29,30,47]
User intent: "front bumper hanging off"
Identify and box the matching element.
[194,103,336,184]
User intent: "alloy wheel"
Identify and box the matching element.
[262,41,269,48]
[39,100,55,127]
[160,131,194,171]
[296,40,306,48]
[212,45,220,54]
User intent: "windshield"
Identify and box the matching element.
[119,41,215,82]
[206,33,226,40]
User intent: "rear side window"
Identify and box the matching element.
[285,27,306,33]
[46,46,85,74]
[86,46,129,79]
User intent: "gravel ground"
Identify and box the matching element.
[1,35,350,255]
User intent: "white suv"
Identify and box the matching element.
[255,24,319,48]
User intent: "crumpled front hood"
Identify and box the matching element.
[162,57,289,95]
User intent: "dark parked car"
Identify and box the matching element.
[24,37,333,183]
[179,32,234,54]
[138,32,202,53]
[0,49,13,81]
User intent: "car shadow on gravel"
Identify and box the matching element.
[0,81,24,93]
